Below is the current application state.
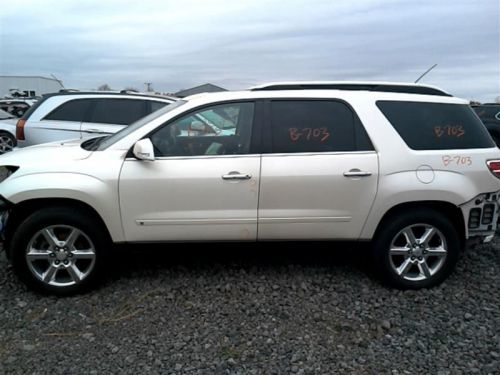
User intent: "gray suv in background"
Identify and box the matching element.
[16,92,176,147]
[473,103,500,146]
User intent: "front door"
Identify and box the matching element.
[258,99,379,240]
[119,101,260,242]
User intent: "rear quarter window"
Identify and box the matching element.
[377,101,495,150]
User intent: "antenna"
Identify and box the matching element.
[415,64,438,83]
[50,73,64,87]
[144,82,153,92]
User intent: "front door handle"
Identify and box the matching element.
[343,169,372,177]
[222,171,252,181]
[84,128,106,134]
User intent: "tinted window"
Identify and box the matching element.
[97,100,187,151]
[150,102,254,157]
[90,99,146,125]
[270,100,372,153]
[377,101,495,150]
[473,105,500,122]
[150,101,168,113]
[44,99,92,121]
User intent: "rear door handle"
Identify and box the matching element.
[343,169,372,177]
[222,172,252,181]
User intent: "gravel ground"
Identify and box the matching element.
[0,239,498,375]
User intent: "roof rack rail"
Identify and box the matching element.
[249,81,451,97]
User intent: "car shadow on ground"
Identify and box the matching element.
[108,241,374,278]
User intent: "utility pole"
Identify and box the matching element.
[144,82,153,92]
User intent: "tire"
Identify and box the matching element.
[371,208,461,289]
[0,131,16,154]
[10,206,110,295]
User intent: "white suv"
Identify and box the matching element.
[0,81,498,295]
[16,92,175,147]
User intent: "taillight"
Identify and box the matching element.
[16,119,26,140]
[487,160,500,179]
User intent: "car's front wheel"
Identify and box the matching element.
[10,207,109,295]
[372,209,461,289]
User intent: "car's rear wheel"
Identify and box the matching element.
[0,131,16,154]
[10,207,109,295]
[372,209,461,289]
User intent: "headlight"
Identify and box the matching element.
[0,166,18,183]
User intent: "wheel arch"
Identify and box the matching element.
[371,201,466,245]
[4,197,113,259]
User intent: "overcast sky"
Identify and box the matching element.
[0,0,498,101]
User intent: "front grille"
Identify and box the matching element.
[481,204,495,225]
[469,208,482,229]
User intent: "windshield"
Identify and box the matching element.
[95,99,186,151]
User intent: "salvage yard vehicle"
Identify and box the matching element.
[0,81,499,295]
[16,92,176,147]
[0,98,36,118]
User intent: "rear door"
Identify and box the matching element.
[27,99,92,144]
[258,99,379,240]
[80,98,149,138]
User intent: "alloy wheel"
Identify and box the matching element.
[25,225,96,287]
[388,224,448,281]
[0,135,14,153]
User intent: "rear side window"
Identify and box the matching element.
[90,99,146,125]
[44,99,92,121]
[270,100,373,153]
[377,101,495,150]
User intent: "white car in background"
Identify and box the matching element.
[0,109,17,154]
[16,92,176,147]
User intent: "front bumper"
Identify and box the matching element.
[0,211,8,239]
[0,195,12,240]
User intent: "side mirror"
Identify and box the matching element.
[189,120,206,132]
[133,138,155,161]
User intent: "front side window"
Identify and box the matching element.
[270,100,373,153]
[150,102,254,157]
[377,101,495,150]
[44,99,92,121]
[90,99,147,125]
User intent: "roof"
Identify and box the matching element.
[249,81,451,96]
[181,88,467,108]
[175,83,227,98]
[39,91,176,102]
[0,75,63,82]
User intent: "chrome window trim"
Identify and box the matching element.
[262,150,377,157]
[124,150,377,162]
